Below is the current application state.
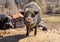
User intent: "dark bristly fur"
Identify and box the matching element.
[21,2,47,36]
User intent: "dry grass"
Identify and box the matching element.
[42,15,60,22]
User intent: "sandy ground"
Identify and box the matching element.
[0,16,60,42]
[0,28,60,42]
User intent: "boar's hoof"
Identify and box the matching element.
[42,27,47,31]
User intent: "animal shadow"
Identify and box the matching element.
[0,34,26,42]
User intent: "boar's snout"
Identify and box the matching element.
[25,17,33,24]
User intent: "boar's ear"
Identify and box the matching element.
[20,11,24,15]
[34,11,39,15]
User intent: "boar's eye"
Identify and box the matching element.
[31,15,35,17]
[25,12,27,14]
[24,13,29,17]
[31,13,35,17]
[31,11,39,17]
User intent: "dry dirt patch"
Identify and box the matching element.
[0,28,60,42]
[0,15,60,42]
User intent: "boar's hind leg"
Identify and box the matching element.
[38,22,47,31]
[42,26,47,31]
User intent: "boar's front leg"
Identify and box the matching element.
[34,26,37,36]
[26,27,30,36]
